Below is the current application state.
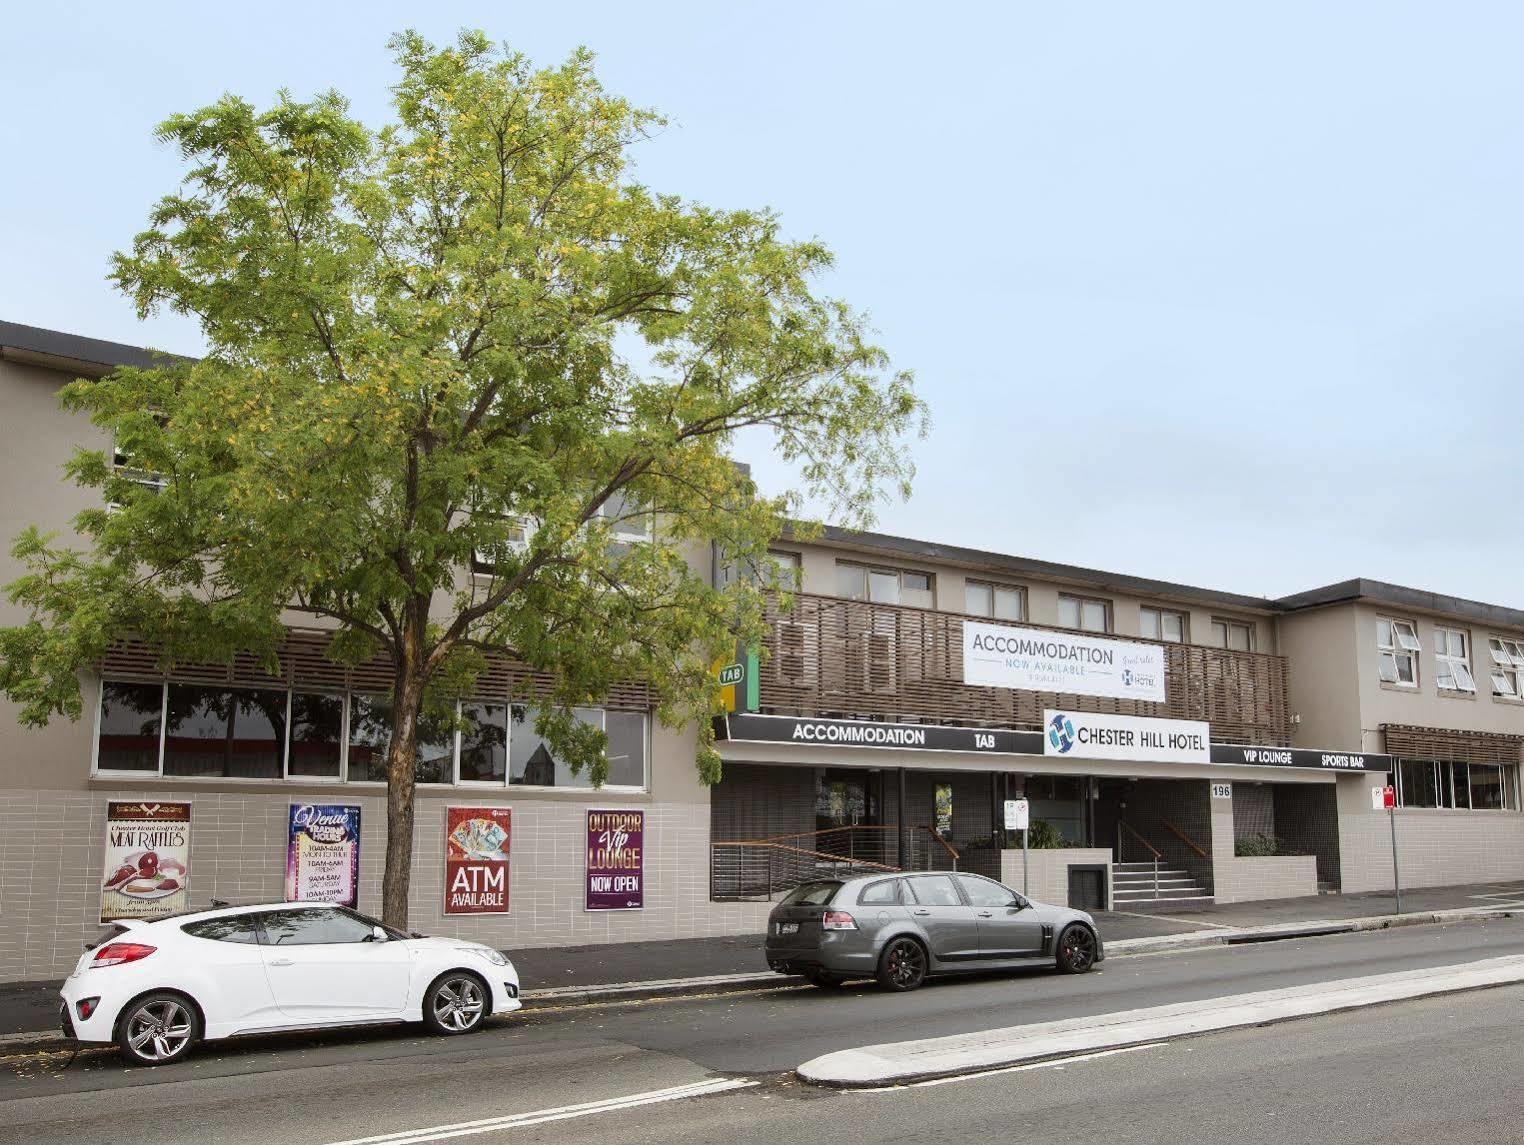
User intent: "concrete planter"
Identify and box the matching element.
[1215,854,1319,904]
[1000,848,1114,909]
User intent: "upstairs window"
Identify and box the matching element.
[599,489,651,542]
[1487,636,1524,699]
[835,562,934,609]
[1141,607,1188,643]
[965,580,1025,622]
[1376,618,1421,687]
[471,516,535,574]
[1210,618,1255,652]
[1058,594,1111,633]
[111,419,169,492]
[1434,626,1476,694]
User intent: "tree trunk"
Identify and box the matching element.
[381,622,428,930]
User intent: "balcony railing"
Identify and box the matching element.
[756,593,1291,746]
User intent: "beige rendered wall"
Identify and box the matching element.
[1214,856,1319,904]
[1350,602,1524,744]
[1277,605,1363,752]
[999,848,1112,909]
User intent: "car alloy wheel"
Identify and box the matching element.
[120,995,196,1065]
[1056,924,1097,973]
[877,937,928,991]
[430,975,487,1033]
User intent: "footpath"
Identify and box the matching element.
[2,879,1519,1046]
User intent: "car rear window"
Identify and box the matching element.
[858,879,903,905]
[780,881,843,906]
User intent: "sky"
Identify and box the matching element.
[3,2,1522,605]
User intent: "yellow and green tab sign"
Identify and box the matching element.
[712,644,760,713]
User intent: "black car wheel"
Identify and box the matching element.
[1055,924,1098,974]
[116,991,200,1066]
[876,937,928,991]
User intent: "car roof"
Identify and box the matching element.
[113,901,336,929]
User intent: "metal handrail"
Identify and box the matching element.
[1120,821,1162,860]
[1163,821,1209,859]
[919,826,960,871]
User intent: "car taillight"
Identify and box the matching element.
[91,942,157,967]
[822,910,858,931]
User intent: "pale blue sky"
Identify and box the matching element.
[3,3,1522,604]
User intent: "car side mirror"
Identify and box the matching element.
[367,925,388,943]
[1011,896,1030,911]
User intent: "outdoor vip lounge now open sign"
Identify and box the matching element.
[962,621,1167,702]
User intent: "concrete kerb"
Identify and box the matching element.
[797,954,1524,1088]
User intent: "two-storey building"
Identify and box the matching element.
[2,318,1521,985]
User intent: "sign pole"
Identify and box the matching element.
[1388,800,1402,914]
[1022,826,1029,898]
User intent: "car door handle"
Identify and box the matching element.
[977,911,994,918]
[912,909,931,916]
[268,958,295,967]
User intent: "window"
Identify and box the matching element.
[907,875,962,907]
[111,418,168,492]
[258,907,376,946]
[1058,594,1111,633]
[1376,618,1420,686]
[1210,618,1255,652]
[1140,607,1188,643]
[857,880,903,905]
[508,705,646,789]
[181,916,261,945]
[956,874,1019,908]
[965,580,1026,622]
[1434,626,1476,693]
[458,702,509,783]
[766,550,802,589]
[288,692,343,779]
[1487,636,1524,699]
[347,695,453,784]
[1396,759,1519,811]
[835,562,934,608]
[96,681,164,773]
[162,685,286,779]
[779,881,842,907]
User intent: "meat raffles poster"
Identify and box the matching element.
[101,801,191,923]
[586,809,643,911]
[285,804,361,908]
[444,806,511,915]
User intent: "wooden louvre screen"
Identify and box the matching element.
[757,593,1292,746]
[1381,724,1524,767]
[96,632,651,711]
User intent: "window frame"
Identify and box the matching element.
[1433,625,1477,694]
[1057,593,1112,634]
[1395,758,1519,813]
[1140,606,1189,644]
[1375,617,1420,688]
[834,561,936,609]
[1210,617,1256,653]
[1487,635,1524,701]
[964,579,1027,622]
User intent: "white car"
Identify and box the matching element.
[60,902,521,1065]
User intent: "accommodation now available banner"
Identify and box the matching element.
[962,621,1167,702]
[586,809,643,911]
[285,804,361,908]
[444,806,512,915]
[101,801,191,923]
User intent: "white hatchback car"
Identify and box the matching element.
[60,902,521,1065]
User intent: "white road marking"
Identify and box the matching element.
[855,1043,1167,1091]
[319,1078,759,1145]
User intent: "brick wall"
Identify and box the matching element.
[0,789,772,983]
[1214,855,1320,903]
[1000,848,1113,909]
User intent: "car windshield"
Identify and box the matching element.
[780,881,843,906]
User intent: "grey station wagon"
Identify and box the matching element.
[764,872,1103,991]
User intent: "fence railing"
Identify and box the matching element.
[709,825,963,900]
[757,593,1291,745]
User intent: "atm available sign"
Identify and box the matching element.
[963,621,1166,702]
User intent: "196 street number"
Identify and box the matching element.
[1211,783,1232,799]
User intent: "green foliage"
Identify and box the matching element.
[0,30,925,923]
[1234,833,1280,857]
[1024,820,1065,850]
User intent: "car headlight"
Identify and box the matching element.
[458,945,508,966]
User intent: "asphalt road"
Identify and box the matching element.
[3,916,1523,1144]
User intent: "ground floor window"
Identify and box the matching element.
[1396,758,1519,811]
[93,678,648,790]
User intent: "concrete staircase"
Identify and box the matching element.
[1111,861,1213,909]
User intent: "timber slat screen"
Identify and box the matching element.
[760,593,1291,746]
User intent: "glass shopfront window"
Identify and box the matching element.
[96,681,164,772]
[288,692,343,778]
[1397,758,1518,812]
[459,702,509,783]
[162,685,286,779]
[509,705,644,789]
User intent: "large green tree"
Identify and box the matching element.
[0,31,924,927]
